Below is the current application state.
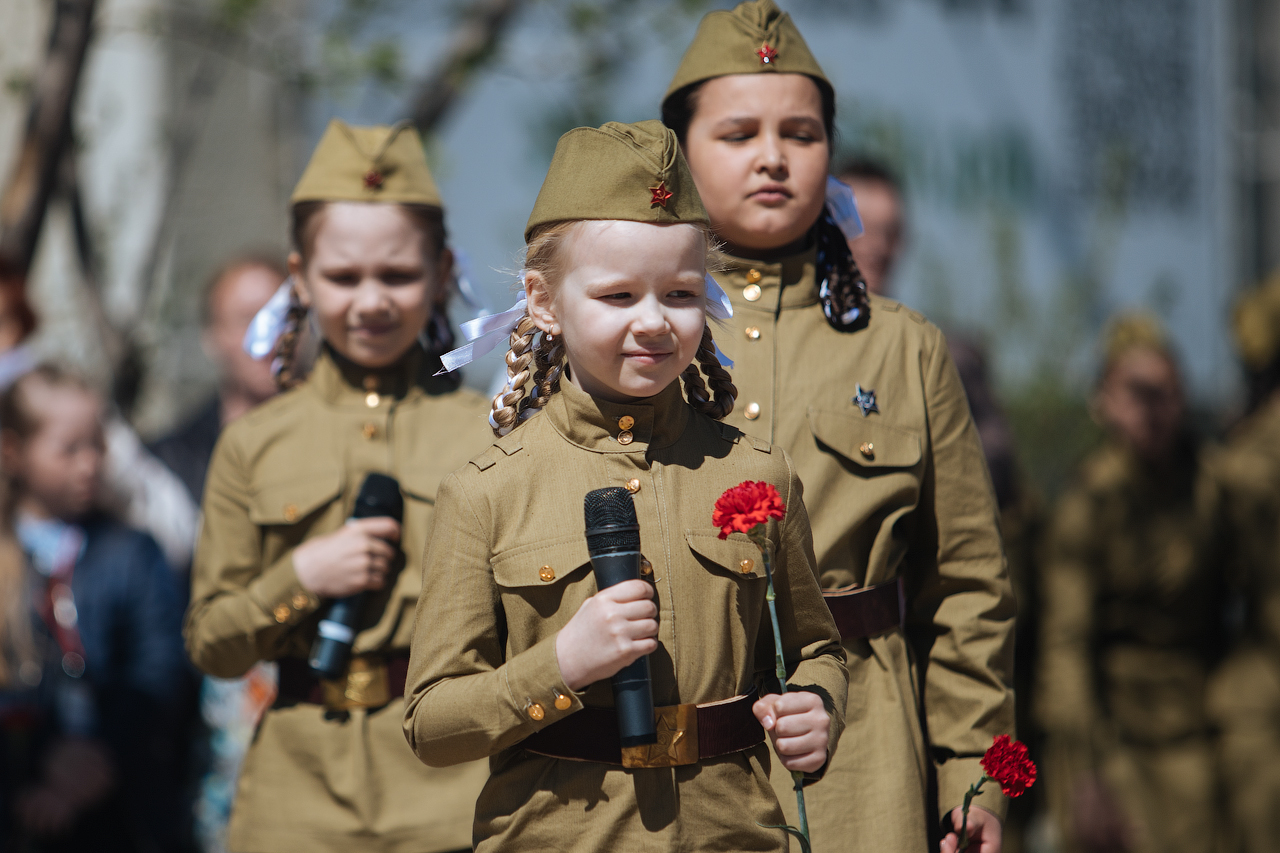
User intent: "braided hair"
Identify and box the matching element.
[814,207,870,333]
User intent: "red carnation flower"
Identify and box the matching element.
[713,481,786,540]
[979,734,1036,798]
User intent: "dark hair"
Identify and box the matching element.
[202,252,288,328]
[0,255,38,342]
[276,201,454,389]
[661,76,837,147]
[834,155,903,196]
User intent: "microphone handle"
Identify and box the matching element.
[308,592,365,680]
[589,548,657,747]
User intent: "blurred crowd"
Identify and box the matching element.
[0,158,1278,853]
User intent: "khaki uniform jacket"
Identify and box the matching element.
[402,378,847,853]
[1037,440,1221,853]
[185,347,492,853]
[713,249,1015,849]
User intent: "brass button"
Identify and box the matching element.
[526,702,545,721]
[739,558,755,574]
[859,442,875,459]
[365,392,380,408]
[743,284,762,302]
[617,430,634,446]
[554,691,572,711]
[745,326,761,341]
[746,269,762,284]
[362,422,377,440]
[539,565,556,582]
[283,503,299,522]
[744,402,761,420]
[273,603,291,623]
[618,415,635,430]
[626,478,641,494]
[291,592,310,610]
[640,558,653,576]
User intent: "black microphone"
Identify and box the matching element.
[308,473,404,680]
[583,487,657,748]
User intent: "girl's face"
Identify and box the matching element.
[527,221,707,404]
[2,385,105,521]
[681,73,830,256]
[290,203,451,369]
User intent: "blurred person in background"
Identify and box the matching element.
[835,156,905,297]
[1036,315,1224,853]
[147,255,284,853]
[0,364,187,852]
[1203,274,1280,853]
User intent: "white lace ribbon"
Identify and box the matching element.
[437,295,528,375]
[242,279,295,359]
[826,175,864,242]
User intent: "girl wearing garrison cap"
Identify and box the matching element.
[662,2,1016,851]
[185,120,492,853]
[402,120,846,852]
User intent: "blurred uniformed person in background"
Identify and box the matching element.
[184,120,491,853]
[1037,315,1224,853]
[662,3,1016,850]
[1205,275,1280,853]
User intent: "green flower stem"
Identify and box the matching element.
[957,777,990,850]
[752,528,811,851]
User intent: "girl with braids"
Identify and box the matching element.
[662,4,1016,852]
[185,120,492,853]
[403,120,845,853]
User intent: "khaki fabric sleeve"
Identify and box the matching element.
[403,473,584,767]
[767,453,848,779]
[910,327,1017,822]
[184,432,320,678]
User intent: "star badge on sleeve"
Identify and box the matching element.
[853,384,879,417]
[756,43,778,64]
[363,169,385,189]
[649,181,673,208]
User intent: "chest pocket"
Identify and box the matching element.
[491,535,594,642]
[686,529,771,580]
[491,535,593,588]
[807,408,922,471]
[248,471,344,526]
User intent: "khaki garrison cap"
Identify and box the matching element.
[524,120,707,243]
[663,0,831,106]
[1234,272,1280,371]
[1102,313,1173,369]
[291,119,442,207]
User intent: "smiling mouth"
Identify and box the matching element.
[352,325,397,337]
[623,351,672,364]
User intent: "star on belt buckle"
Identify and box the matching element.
[621,703,699,768]
[321,656,391,711]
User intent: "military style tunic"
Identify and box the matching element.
[711,248,1015,849]
[402,378,847,852]
[1037,440,1223,853]
[185,346,493,853]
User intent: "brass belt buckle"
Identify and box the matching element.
[321,656,390,711]
[620,703,699,769]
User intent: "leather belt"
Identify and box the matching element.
[522,690,763,769]
[276,653,409,711]
[823,577,905,639]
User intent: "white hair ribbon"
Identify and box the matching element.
[826,175,864,242]
[242,279,295,359]
[704,273,733,322]
[436,294,529,375]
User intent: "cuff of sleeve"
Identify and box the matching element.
[502,632,584,729]
[247,553,320,626]
[937,755,1009,825]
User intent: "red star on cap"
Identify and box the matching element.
[649,181,673,208]
[756,43,778,64]
[363,169,384,189]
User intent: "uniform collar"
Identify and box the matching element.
[308,344,441,406]
[544,377,691,454]
[715,245,819,314]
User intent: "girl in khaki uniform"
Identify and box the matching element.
[184,120,491,853]
[402,120,846,852]
[661,3,1016,851]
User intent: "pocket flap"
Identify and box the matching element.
[807,408,922,468]
[685,529,769,579]
[249,471,344,525]
[491,534,592,588]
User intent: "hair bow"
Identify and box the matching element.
[826,175,864,242]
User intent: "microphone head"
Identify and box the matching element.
[352,472,404,522]
[584,487,640,554]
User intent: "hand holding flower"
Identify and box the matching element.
[945,735,1037,853]
[753,690,829,774]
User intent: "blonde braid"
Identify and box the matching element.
[681,325,737,420]
[489,314,539,435]
[528,333,565,411]
[273,299,309,390]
